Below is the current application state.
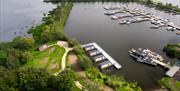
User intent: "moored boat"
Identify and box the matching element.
[129,48,164,66]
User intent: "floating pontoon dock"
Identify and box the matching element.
[82,42,122,69]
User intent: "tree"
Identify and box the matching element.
[6,54,21,69]
[163,44,180,59]
[146,0,154,5]
[5,48,32,68]
[13,37,34,50]
[48,69,76,91]
[0,66,18,91]
[67,38,79,47]
[20,52,33,64]
[0,50,7,65]
[52,31,67,41]
[40,31,52,43]
[156,2,164,9]
[18,67,50,91]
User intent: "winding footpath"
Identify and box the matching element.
[61,47,73,70]
[51,41,86,90]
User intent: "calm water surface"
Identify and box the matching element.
[64,2,180,91]
[0,0,56,42]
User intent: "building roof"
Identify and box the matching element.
[38,44,47,51]
[57,41,69,48]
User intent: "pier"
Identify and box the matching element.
[165,61,180,79]
[169,25,180,30]
[151,59,172,69]
[82,42,122,69]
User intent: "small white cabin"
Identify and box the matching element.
[38,44,48,52]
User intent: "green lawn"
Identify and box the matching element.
[26,45,65,73]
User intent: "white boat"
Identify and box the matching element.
[176,31,180,35]
[166,27,173,31]
[119,20,127,25]
[111,16,118,20]
[103,6,121,10]
[151,25,159,29]
[126,20,131,25]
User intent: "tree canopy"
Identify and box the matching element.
[18,67,50,91]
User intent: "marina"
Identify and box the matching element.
[129,48,180,79]
[103,5,180,35]
[64,3,180,89]
[82,42,122,69]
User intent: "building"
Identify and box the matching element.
[38,44,48,52]
[57,41,69,48]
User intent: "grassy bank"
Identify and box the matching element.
[163,43,180,59]
[160,77,180,91]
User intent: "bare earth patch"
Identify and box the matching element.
[50,60,59,69]
[68,54,86,77]
[154,89,168,91]
[68,53,78,65]
[39,57,49,67]
[48,47,55,54]
[99,85,114,91]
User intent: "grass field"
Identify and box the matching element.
[26,45,65,73]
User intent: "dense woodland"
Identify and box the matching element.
[163,43,180,59]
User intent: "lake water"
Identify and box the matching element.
[0,0,56,42]
[64,2,180,91]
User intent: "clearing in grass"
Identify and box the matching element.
[26,45,65,73]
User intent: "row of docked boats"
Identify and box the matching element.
[103,6,121,10]
[103,5,180,35]
[82,43,122,70]
[83,44,112,69]
[129,48,164,66]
